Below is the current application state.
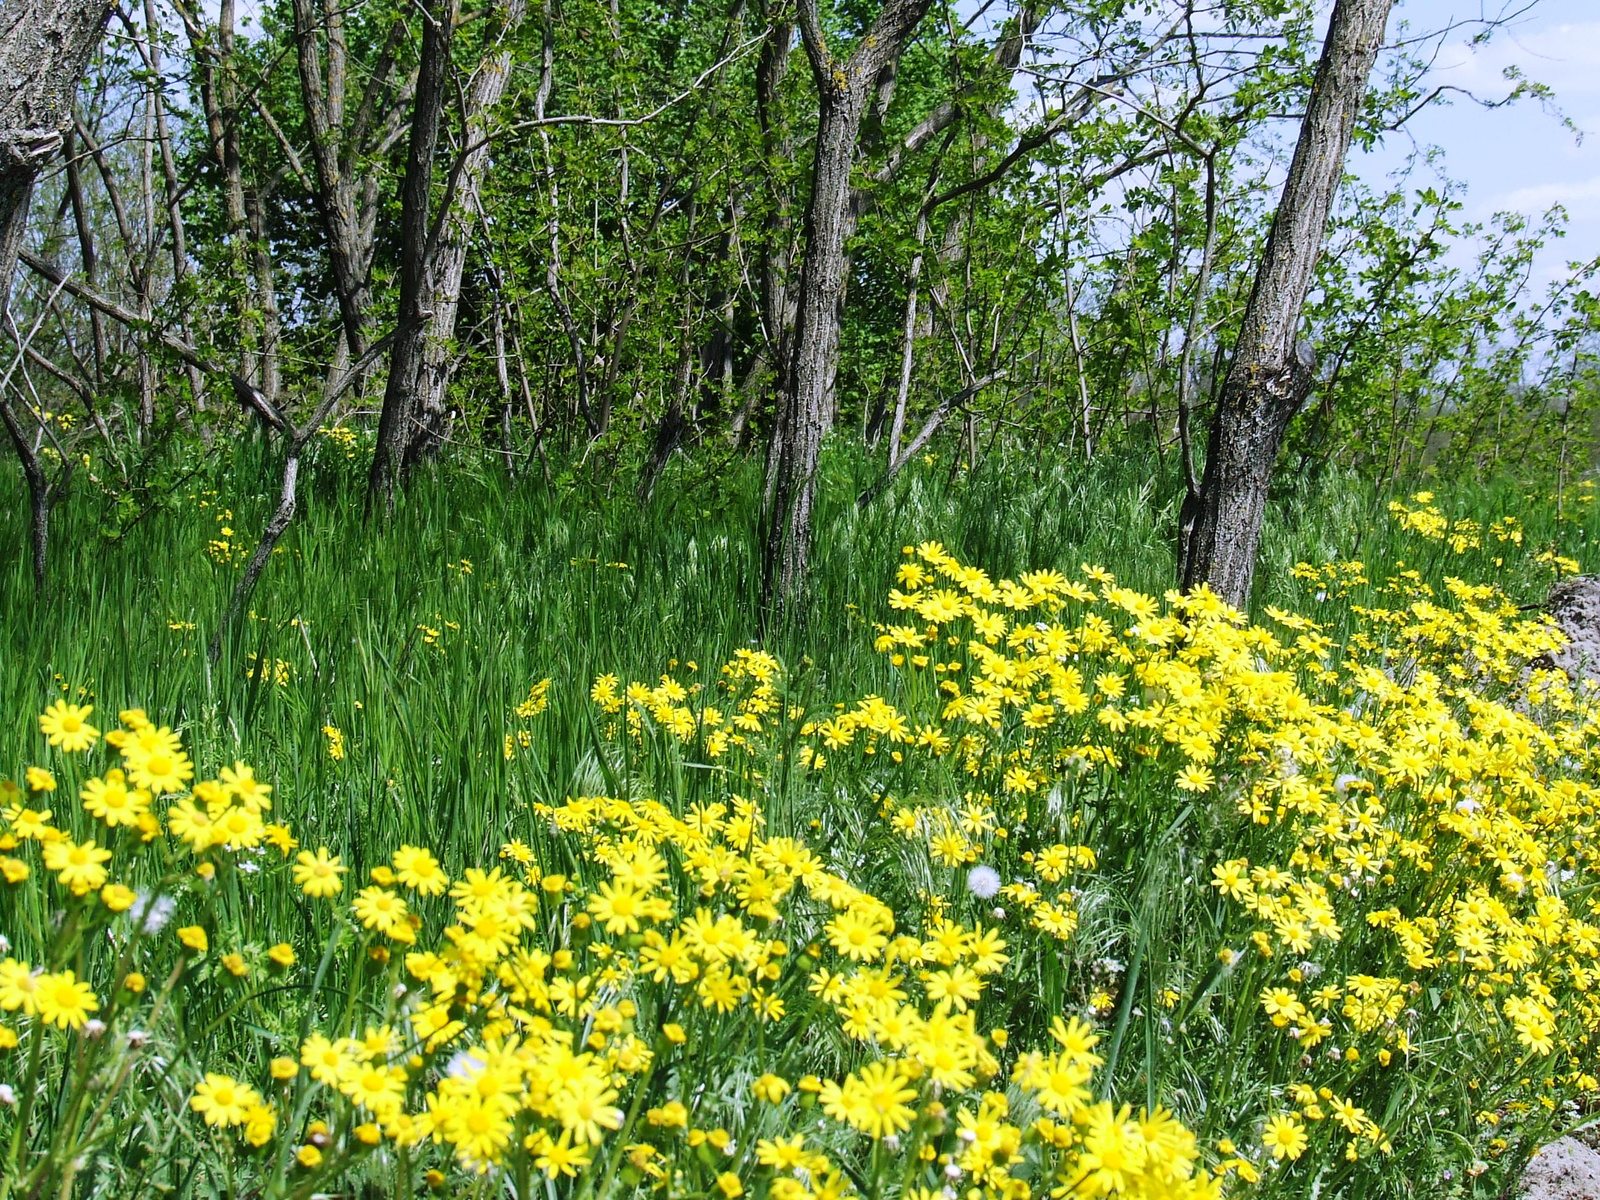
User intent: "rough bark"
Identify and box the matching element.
[407,0,529,463]
[290,0,405,362]
[369,0,453,501]
[761,0,935,616]
[746,15,795,409]
[0,0,112,593]
[0,0,113,316]
[1178,0,1394,608]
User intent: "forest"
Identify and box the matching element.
[1,0,1599,1196]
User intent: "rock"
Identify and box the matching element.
[1519,1137,1600,1200]
[1539,576,1600,684]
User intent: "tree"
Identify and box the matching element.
[368,0,454,501]
[761,0,935,616]
[0,0,111,315]
[1177,0,1395,607]
[1,0,112,596]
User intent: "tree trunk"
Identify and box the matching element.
[0,0,112,594]
[0,0,113,317]
[731,14,795,440]
[761,0,934,616]
[1177,0,1393,608]
[289,0,403,365]
[407,0,528,463]
[369,0,453,500]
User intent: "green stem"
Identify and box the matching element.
[0,1022,47,1200]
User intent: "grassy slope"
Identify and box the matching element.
[2,438,1592,873]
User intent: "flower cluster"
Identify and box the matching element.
[1,698,1215,1200]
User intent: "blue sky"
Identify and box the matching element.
[1361,0,1600,290]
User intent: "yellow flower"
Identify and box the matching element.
[0,959,41,1014]
[191,1073,260,1127]
[263,823,298,854]
[553,1071,624,1145]
[270,1057,299,1080]
[100,883,136,912]
[752,1073,792,1103]
[35,970,99,1030]
[716,1172,744,1198]
[533,1129,591,1177]
[220,762,272,812]
[243,1103,276,1146]
[294,847,347,898]
[392,845,448,895]
[39,701,98,751]
[647,1100,689,1127]
[124,740,194,794]
[352,886,414,942]
[268,943,296,967]
[337,1057,406,1115]
[7,807,52,839]
[1263,1113,1308,1161]
[323,725,346,761]
[178,926,209,954]
[820,1061,916,1138]
[25,767,56,793]
[166,799,217,850]
[757,1135,810,1169]
[301,1033,357,1085]
[42,836,112,895]
[221,953,248,977]
[80,770,151,828]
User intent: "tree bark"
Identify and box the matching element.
[0,0,111,594]
[0,0,113,317]
[1177,0,1394,608]
[738,14,795,426]
[406,0,528,464]
[368,0,453,501]
[761,0,934,616]
[290,0,405,364]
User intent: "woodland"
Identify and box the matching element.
[0,0,1593,620]
[2,0,1600,1197]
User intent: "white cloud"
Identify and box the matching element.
[1420,19,1600,104]
[1497,176,1600,215]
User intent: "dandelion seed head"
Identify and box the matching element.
[966,865,1001,898]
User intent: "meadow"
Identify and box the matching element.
[2,437,1598,1199]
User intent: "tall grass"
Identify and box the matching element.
[4,438,1592,870]
[3,434,1598,1197]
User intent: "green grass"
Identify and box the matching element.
[3,436,1592,873]
[3,434,1597,1199]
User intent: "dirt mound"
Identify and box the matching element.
[1540,576,1600,684]
[1520,1138,1600,1200]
